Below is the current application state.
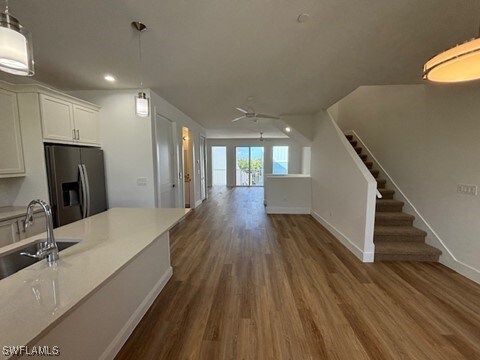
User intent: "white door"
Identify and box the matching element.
[155,114,176,208]
[200,136,206,200]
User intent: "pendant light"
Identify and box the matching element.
[0,0,34,76]
[132,21,149,117]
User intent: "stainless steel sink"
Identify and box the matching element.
[0,240,80,281]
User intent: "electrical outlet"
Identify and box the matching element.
[137,177,148,186]
[457,184,477,196]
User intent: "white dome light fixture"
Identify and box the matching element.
[423,37,480,83]
[0,0,34,76]
[132,21,149,118]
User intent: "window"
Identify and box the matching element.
[272,146,288,174]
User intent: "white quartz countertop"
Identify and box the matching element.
[0,207,189,355]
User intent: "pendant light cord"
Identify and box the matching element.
[4,0,8,14]
[138,30,143,92]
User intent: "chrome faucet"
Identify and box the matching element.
[20,199,59,265]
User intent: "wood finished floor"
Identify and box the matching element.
[115,187,480,360]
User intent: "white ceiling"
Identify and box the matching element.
[3,0,480,138]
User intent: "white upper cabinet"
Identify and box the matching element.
[40,94,75,143]
[73,105,100,145]
[0,88,25,176]
[39,93,100,146]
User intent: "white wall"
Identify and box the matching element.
[206,138,303,187]
[149,91,206,208]
[335,84,480,282]
[265,175,311,214]
[310,110,376,262]
[69,90,156,208]
[70,89,206,210]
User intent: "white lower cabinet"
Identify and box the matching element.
[0,219,20,247]
[0,213,47,248]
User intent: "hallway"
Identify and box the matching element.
[115,187,480,359]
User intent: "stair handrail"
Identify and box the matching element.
[376,189,382,199]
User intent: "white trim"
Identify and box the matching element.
[346,130,480,284]
[99,266,173,360]
[194,199,203,208]
[311,211,374,263]
[266,207,311,214]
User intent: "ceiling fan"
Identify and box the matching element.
[258,132,271,142]
[231,107,280,122]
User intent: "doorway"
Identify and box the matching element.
[211,146,227,186]
[182,127,193,208]
[235,146,264,187]
[155,114,176,208]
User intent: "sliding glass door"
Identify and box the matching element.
[235,146,264,187]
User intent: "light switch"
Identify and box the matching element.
[137,177,148,186]
[457,184,477,196]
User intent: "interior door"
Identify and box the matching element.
[155,114,176,208]
[200,136,206,200]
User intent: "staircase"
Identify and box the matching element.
[346,134,442,262]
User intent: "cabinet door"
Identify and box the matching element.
[0,88,25,175]
[73,105,100,145]
[40,94,75,143]
[0,219,19,247]
[18,213,47,240]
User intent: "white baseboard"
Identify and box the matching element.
[100,266,173,360]
[266,207,311,214]
[311,211,374,263]
[194,199,203,208]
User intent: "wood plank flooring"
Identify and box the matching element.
[115,187,480,360]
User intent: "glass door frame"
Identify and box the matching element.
[235,146,264,187]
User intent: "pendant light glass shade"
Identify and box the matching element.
[423,38,480,83]
[0,12,34,76]
[136,91,149,117]
[132,21,149,118]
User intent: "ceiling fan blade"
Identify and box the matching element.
[236,107,248,114]
[255,113,280,120]
[232,115,246,122]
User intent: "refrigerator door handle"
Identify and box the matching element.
[78,164,88,218]
[82,164,91,217]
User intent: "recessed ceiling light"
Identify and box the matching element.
[285,126,291,132]
[104,74,116,82]
[297,13,310,23]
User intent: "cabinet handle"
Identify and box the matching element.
[73,129,76,140]
[76,129,80,140]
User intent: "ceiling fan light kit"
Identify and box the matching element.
[133,21,150,118]
[0,0,34,76]
[231,106,280,122]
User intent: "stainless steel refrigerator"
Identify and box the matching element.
[45,144,108,228]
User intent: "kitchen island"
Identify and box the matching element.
[0,207,188,360]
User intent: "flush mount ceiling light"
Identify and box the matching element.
[285,126,291,132]
[132,21,149,118]
[0,0,34,76]
[423,20,480,83]
[104,74,115,82]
